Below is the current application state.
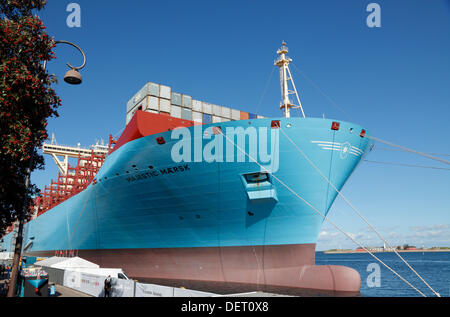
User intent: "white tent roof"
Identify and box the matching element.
[35,256,99,269]
[34,256,69,267]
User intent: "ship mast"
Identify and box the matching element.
[274,42,305,118]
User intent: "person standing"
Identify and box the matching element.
[49,283,56,297]
[104,275,112,297]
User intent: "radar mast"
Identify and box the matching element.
[274,42,305,118]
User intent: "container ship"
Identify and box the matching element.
[1,43,372,296]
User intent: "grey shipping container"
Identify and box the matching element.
[147,82,160,97]
[181,108,192,120]
[171,92,182,106]
[182,95,192,109]
[202,113,212,124]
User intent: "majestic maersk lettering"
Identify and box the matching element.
[159,164,190,175]
[125,164,190,182]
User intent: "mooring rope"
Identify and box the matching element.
[278,126,441,297]
[368,136,450,166]
[364,159,450,171]
[218,129,428,297]
[255,66,276,115]
[291,63,352,120]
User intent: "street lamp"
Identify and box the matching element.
[43,40,87,84]
[7,40,86,297]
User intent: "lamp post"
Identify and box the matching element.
[43,40,87,81]
[7,40,86,297]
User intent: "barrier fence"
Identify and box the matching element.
[57,269,214,297]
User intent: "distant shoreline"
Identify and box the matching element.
[321,249,450,254]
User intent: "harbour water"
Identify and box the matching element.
[315,251,450,297]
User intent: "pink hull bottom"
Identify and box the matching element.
[31,244,361,296]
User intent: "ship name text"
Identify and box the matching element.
[125,164,190,182]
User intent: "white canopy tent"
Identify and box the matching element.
[34,256,99,269]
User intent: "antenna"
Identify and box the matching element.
[51,133,57,145]
[274,42,305,118]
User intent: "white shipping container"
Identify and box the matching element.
[127,89,146,112]
[159,85,171,100]
[147,82,160,97]
[231,109,241,120]
[159,98,171,112]
[221,117,230,122]
[171,105,182,118]
[192,111,202,123]
[126,112,133,124]
[192,100,202,112]
[134,85,147,103]
[212,104,222,116]
[202,102,212,114]
[145,109,159,114]
[135,98,147,111]
[126,103,141,124]
[127,83,147,112]
[257,115,265,119]
[148,96,159,110]
[212,116,222,123]
[221,106,231,118]
[126,99,134,113]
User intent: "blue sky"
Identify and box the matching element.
[33,0,450,250]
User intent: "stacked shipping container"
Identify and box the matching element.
[126,82,265,125]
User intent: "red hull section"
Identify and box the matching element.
[30,244,360,296]
[112,111,199,153]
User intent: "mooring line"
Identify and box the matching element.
[218,129,428,297]
[368,135,450,166]
[364,159,450,171]
[278,126,440,297]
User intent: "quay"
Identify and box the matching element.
[1,257,290,298]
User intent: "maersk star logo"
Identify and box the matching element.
[311,140,363,158]
[340,141,351,159]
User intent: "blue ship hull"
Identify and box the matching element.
[2,117,372,295]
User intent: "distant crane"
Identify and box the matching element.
[42,133,108,175]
